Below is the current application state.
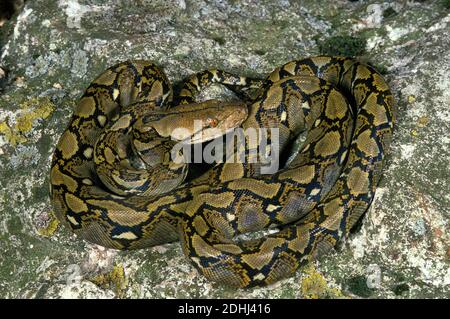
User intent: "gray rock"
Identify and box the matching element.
[0,0,448,298]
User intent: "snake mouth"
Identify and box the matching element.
[164,100,248,144]
[146,99,248,143]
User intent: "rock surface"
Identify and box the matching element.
[0,0,449,299]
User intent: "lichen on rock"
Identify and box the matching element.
[0,0,448,299]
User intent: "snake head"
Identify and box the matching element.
[150,99,248,144]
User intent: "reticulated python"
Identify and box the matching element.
[50,56,395,288]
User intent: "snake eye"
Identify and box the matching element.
[207,117,218,128]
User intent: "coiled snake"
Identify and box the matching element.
[50,56,395,288]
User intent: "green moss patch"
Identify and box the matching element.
[317,35,366,57]
[346,275,374,298]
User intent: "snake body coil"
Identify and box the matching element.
[50,56,395,288]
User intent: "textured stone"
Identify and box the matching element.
[0,0,448,298]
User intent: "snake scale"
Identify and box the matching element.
[50,56,395,288]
